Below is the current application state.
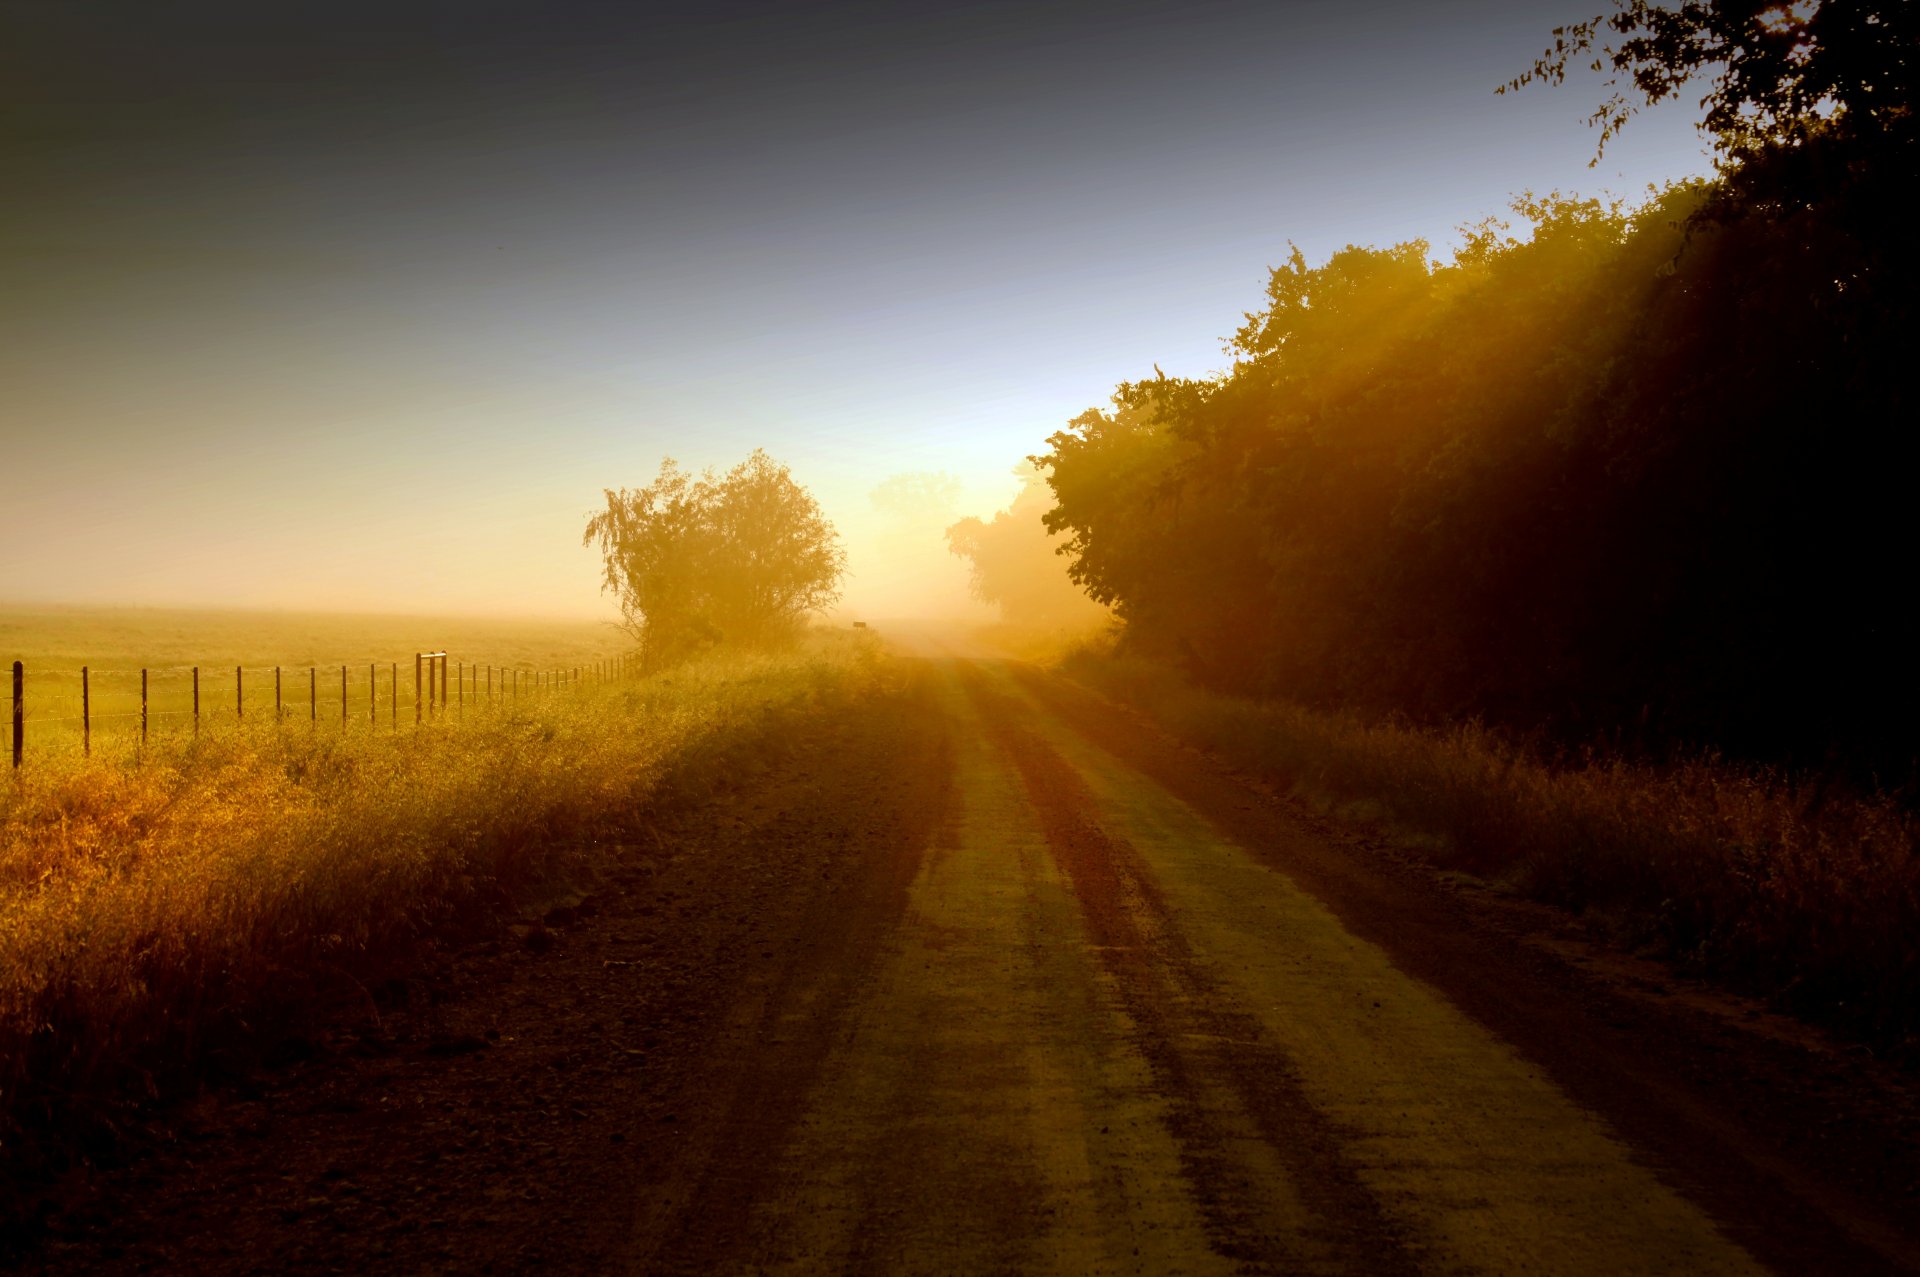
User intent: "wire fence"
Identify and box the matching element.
[6,651,636,769]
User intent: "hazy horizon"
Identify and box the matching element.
[2,0,1712,620]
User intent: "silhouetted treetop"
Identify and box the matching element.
[1504,1,1917,162]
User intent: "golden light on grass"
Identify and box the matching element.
[0,630,889,1158]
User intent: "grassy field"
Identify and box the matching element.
[1,604,633,753]
[1056,644,1920,1058]
[0,614,892,1180]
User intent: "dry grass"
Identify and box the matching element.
[0,630,891,1168]
[1064,650,1920,1056]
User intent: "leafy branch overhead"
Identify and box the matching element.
[1501,1,1916,163]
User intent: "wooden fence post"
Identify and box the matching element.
[237,666,244,723]
[341,666,348,728]
[275,666,283,721]
[192,666,200,736]
[390,662,397,727]
[415,653,423,726]
[141,668,148,745]
[310,666,317,724]
[82,665,91,758]
[370,663,377,726]
[10,662,20,770]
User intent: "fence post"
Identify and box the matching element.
[342,666,348,728]
[82,665,91,758]
[141,668,148,745]
[390,662,397,728]
[415,653,423,726]
[440,655,448,717]
[370,663,377,726]
[310,666,316,724]
[192,666,200,736]
[275,666,283,722]
[10,662,20,769]
[237,666,244,723]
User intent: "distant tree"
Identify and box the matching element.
[584,450,844,665]
[945,465,1110,627]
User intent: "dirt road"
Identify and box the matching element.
[32,649,1920,1275]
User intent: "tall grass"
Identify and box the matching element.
[1064,650,1920,1056]
[0,633,889,1169]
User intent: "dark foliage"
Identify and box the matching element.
[1035,0,1916,780]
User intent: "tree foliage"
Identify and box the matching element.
[1034,170,1912,772]
[1025,0,1915,779]
[944,466,1111,627]
[1503,0,1917,164]
[584,450,844,665]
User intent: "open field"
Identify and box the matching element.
[1,604,635,753]
[0,621,890,1201]
[0,603,626,668]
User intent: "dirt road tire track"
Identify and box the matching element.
[19,650,1920,1275]
[1005,658,1920,1276]
[967,662,1420,1275]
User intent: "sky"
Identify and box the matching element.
[0,0,1714,620]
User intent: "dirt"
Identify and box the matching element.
[11,649,1920,1275]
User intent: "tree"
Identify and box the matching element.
[944,465,1110,627]
[1503,1,1918,165]
[584,450,845,665]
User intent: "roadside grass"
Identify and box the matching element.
[0,630,891,1179]
[1061,648,1920,1057]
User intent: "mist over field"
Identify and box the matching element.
[5,1,1918,1273]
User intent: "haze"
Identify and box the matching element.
[0,0,1710,620]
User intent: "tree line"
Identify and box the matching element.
[1023,0,1916,778]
